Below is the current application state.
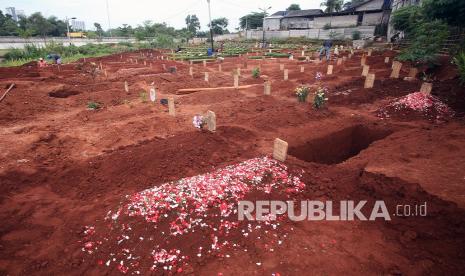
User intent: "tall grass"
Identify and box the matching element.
[1,42,150,67]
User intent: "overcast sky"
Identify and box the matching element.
[2,0,323,31]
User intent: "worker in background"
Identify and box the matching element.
[38,58,47,68]
[47,54,62,65]
[319,39,333,61]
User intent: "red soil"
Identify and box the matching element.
[1,49,465,275]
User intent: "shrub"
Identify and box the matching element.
[453,52,465,85]
[352,30,361,40]
[252,67,260,78]
[87,102,101,110]
[397,20,449,67]
[313,87,328,109]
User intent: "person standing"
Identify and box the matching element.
[319,39,333,61]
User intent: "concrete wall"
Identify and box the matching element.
[313,15,358,28]
[355,0,384,11]
[281,17,312,30]
[0,36,137,49]
[362,12,383,26]
[214,33,242,41]
[264,18,282,31]
[246,26,375,40]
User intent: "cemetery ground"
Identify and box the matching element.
[0,47,465,275]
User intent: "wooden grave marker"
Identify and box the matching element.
[273,138,288,162]
[300,66,305,73]
[409,67,419,78]
[361,55,367,66]
[168,98,175,116]
[234,74,239,88]
[390,61,402,78]
[384,57,390,64]
[362,65,370,77]
[364,73,375,88]
[204,72,209,82]
[284,69,289,80]
[420,82,433,94]
[206,110,216,132]
[124,81,129,93]
[327,65,333,75]
[337,58,342,66]
[264,81,271,95]
[280,64,284,71]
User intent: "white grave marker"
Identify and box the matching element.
[124,81,129,93]
[150,87,156,102]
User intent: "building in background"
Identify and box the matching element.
[16,10,25,18]
[5,7,17,21]
[260,0,392,39]
[5,7,25,21]
[71,20,86,31]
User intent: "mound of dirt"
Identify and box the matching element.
[80,156,305,274]
[377,92,454,121]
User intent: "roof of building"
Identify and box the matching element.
[266,9,324,19]
[344,0,391,11]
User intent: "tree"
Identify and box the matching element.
[27,12,54,38]
[115,24,133,37]
[320,0,344,13]
[0,11,19,36]
[390,5,424,34]
[94,22,104,37]
[239,12,266,30]
[287,4,301,11]
[398,20,449,67]
[185,14,200,36]
[209,17,228,35]
[422,0,465,27]
[343,0,364,10]
[47,16,67,37]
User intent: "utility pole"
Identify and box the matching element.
[259,6,272,49]
[66,17,76,46]
[207,0,214,52]
[106,0,112,37]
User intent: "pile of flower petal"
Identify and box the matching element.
[377,92,454,120]
[80,156,305,274]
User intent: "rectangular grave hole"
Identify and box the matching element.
[289,124,393,164]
